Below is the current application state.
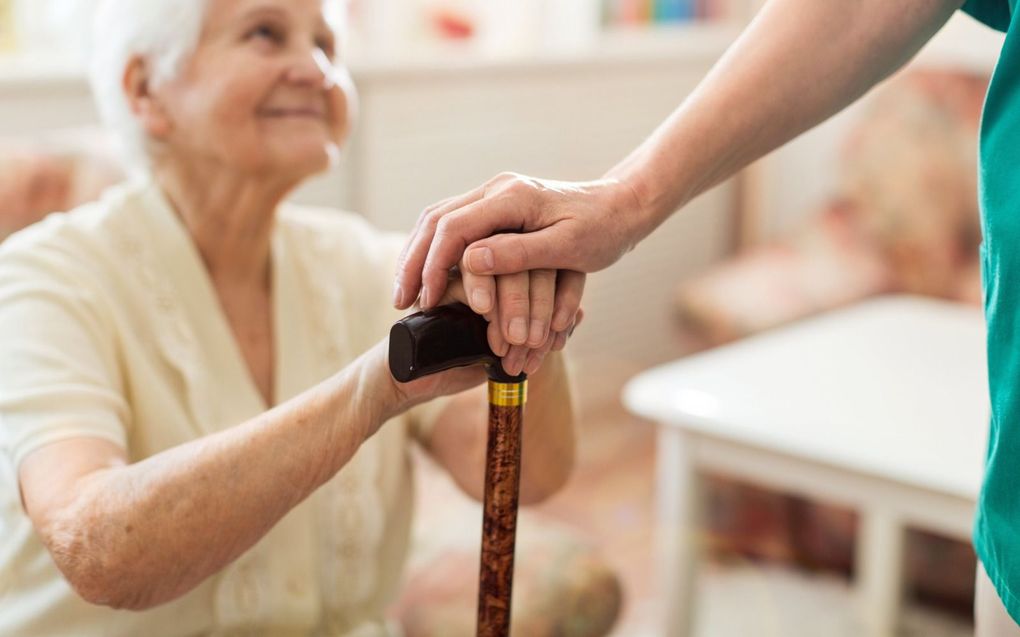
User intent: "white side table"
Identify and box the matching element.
[623,296,989,637]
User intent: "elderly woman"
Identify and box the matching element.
[0,0,582,635]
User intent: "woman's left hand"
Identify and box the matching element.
[437,260,584,377]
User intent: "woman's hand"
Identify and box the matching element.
[388,261,583,412]
[442,259,584,375]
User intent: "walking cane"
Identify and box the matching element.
[389,302,526,637]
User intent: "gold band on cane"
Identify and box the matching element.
[488,381,528,407]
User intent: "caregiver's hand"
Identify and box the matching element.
[392,173,645,315]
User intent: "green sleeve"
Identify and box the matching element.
[961,0,1011,32]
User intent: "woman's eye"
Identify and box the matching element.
[247,24,284,45]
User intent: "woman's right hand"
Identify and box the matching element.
[385,261,584,413]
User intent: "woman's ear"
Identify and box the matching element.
[122,56,172,140]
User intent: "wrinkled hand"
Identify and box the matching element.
[392,173,643,347]
[389,262,583,410]
[439,258,584,377]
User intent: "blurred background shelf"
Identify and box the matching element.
[0,22,742,83]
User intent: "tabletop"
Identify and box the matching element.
[623,296,990,500]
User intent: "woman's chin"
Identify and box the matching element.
[264,146,336,180]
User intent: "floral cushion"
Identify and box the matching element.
[675,201,893,345]
[0,129,121,240]
[839,71,985,297]
[676,69,987,347]
[392,522,622,637]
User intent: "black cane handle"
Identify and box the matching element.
[389,302,526,383]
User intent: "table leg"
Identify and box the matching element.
[656,426,701,637]
[856,508,905,637]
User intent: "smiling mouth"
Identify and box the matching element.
[260,108,326,119]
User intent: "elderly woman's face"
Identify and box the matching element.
[152,0,350,178]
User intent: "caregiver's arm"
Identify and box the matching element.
[17,344,455,612]
[421,351,576,505]
[396,0,963,309]
[608,0,965,237]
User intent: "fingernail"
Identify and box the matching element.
[529,320,545,346]
[513,353,527,376]
[420,288,430,309]
[503,354,519,376]
[469,247,495,273]
[471,288,492,312]
[509,318,528,344]
[524,354,540,376]
[392,282,403,307]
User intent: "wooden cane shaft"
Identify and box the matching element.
[477,380,527,637]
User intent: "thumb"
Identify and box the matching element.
[463,229,572,275]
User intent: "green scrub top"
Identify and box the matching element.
[961,0,1020,623]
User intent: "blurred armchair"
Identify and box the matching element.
[0,128,122,240]
[674,69,987,613]
[676,69,986,347]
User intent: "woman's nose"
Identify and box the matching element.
[286,48,337,89]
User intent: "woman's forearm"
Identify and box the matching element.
[608,0,962,238]
[40,344,399,610]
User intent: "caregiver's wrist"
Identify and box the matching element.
[600,175,655,254]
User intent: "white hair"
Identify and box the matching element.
[89,0,210,172]
[89,0,349,172]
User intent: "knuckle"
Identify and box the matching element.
[425,209,445,230]
[489,172,517,191]
[501,289,530,308]
[505,178,531,198]
[532,298,554,314]
[433,216,463,246]
[433,215,451,238]
[531,286,556,309]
